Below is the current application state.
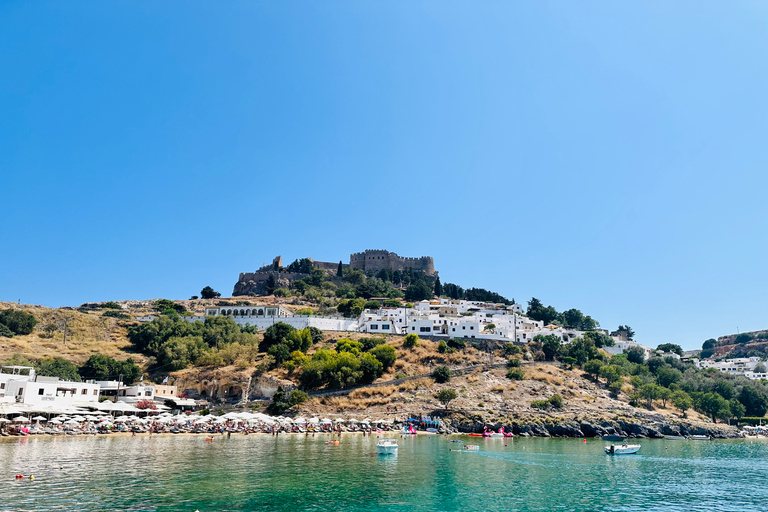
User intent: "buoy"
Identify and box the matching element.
[583,439,587,443]
[29,475,34,481]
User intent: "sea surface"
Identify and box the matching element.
[1,434,767,511]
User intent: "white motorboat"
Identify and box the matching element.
[664,435,687,441]
[377,439,398,455]
[689,435,711,441]
[605,443,641,455]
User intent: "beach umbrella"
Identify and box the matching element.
[294,417,306,424]
[320,418,332,424]
[49,419,62,424]
[13,416,30,423]
[361,418,371,423]
[32,416,47,421]
[0,418,10,423]
[347,419,359,424]
[334,418,345,423]
[308,417,319,424]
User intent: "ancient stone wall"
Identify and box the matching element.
[349,249,435,275]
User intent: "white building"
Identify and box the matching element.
[699,357,766,379]
[0,366,100,409]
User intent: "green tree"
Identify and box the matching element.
[0,323,14,338]
[337,261,343,278]
[712,379,735,400]
[0,309,37,335]
[701,338,717,358]
[583,331,614,348]
[336,338,364,355]
[484,323,496,333]
[80,354,141,382]
[200,286,221,299]
[260,322,296,352]
[640,383,663,408]
[37,357,80,381]
[159,336,208,370]
[434,276,443,298]
[738,386,768,417]
[432,365,452,383]
[656,366,683,388]
[599,364,624,385]
[616,325,635,340]
[624,345,646,364]
[583,359,604,380]
[564,336,601,365]
[561,356,576,370]
[657,343,683,356]
[267,343,292,365]
[535,334,562,361]
[308,326,324,345]
[403,333,419,349]
[672,390,693,417]
[698,392,731,423]
[265,274,278,295]
[369,345,397,371]
[729,399,746,423]
[437,340,448,353]
[437,389,457,409]
[359,352,384,383]
[527,298,559,325]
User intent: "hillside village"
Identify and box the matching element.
[2,250,768,437]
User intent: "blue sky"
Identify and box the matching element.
[1,2,766,350]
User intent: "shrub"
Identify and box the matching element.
[395,372,408,379]
[0,323,14,338]
[531,399,550,410]
[504,343,522,355]
[102,310,130,320]
[437,340,448,354]
[359,352,384,383]
[336,338,364,355]
[289,389,309,407]
[432,365,452,383]
[369,345,397,370]
[507,358,522,368]
[0,309,37,335]
[548,394,564,409]
[268,343,292,365]
[447,338,466,350]
[360,337,385,351]
[153,299,186,315]
[507,368,525,381]
[295,308,313,316]
[101,301,122,310]
[200,286,221,299]
[403,333,419,349]
[37,358,80,381]
[308,326,324,345]
[260,322,296,352]
[437,389,457,408]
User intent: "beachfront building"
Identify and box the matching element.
[0,366,100,409]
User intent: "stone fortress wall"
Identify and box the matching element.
[349,249,435,275]
[233,249,435,296]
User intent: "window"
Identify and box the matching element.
[370,324,378,330]
[452,328,455,332]
[145,391,152,396]
[39,388,45,395]
[18,388,23,395]
[82,389,88,395]
[93,390,98,395]
[382,324,390,330]
[420,327,431,333]
[462,326,466,330]
[470,326,474,330]
[1,383,5,389]
[412,327,416,331]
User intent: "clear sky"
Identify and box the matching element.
[2,2,766,350]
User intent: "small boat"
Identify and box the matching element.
[664,435,687,441]
[465,445,479,451]
[605,443,640,455]
[468,433,484,437]
[689,435,711,441]
[377,439,398,455]
[602,435,624,442]
[426,428,438,433]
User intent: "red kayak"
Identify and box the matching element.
[468,433,484,437]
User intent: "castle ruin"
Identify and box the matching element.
[232,249,435,296]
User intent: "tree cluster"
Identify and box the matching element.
[296,339,398,390]
[0,309,37,337]
[525,298,598,331]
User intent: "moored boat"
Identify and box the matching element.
[605,443,640,455]
[377,439,398,455]
[664,435,687,441]
[689,435,711,441]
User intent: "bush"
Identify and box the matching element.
[437,340,448,354]
[531,395,563,410]
[308,326,324,345]
[79,354,141,382]
[102,310,130,320]
[369,345,397,371]
[200,286,221,299]
[506,368,525,381]
[101,301,122,310]
[37,358,81,381]
[437,389,457,408]
[507,357,522,368]
[153,299,186,315]
[360,337,385,351]
[0,323,14,338]
[359,352,384,383]
[268,343,292,365]
[273,288,291,297]
[432,365,452,383]
[395,372,408,379]
[260,322,296,352]
[447,338,466,350]
[504,343,522,355]
[548,394,564,409]
[0,309,37,335]
[289,389,309,407]
[403,333,419,349]
[531,399,550,410]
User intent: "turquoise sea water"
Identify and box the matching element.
[1,434,768,511]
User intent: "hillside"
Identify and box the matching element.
[0,299,754,438]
